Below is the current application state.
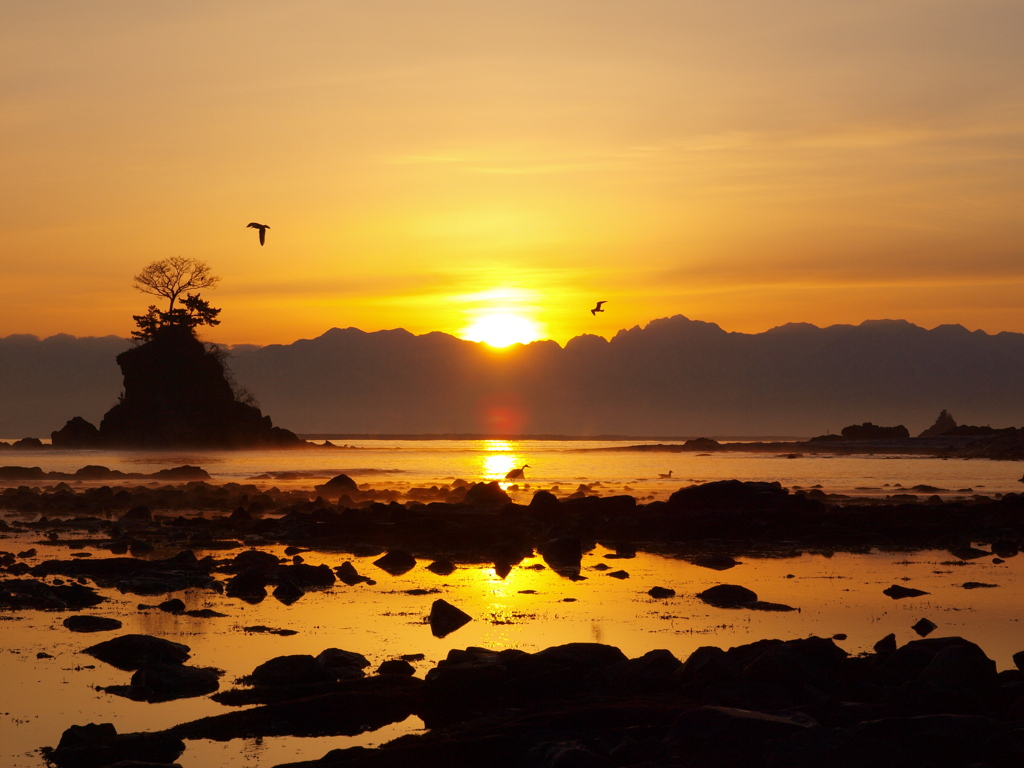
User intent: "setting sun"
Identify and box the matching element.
[461,313,543,348]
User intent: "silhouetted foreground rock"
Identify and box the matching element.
[43,722,184,768]
[258,634,1024,768]
[89,325,303,448]
[83,634,191,671]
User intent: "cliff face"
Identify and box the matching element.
[98,326,299,448]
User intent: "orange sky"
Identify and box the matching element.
[2,1,1022,346]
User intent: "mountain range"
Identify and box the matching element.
[3,316,1023,439]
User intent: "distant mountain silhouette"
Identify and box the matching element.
[4,316,1024,438]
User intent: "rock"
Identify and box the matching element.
[840,422,910,440]
[912,618,937,637]
[51,417,101,449]
[538,536,583,570]
[462,481,511,506]
[230,549,280,573]
[313,474,358,495]
[110,663,221,702]
[669,705,812,751]
[697,583,758,607]
[688,553,741,570]
[273,580,304,605]
[648,586,675,598]
[98,324,301,448]
[585,648,681,695]
[426,559,456,576]
[225,570,267,603]
[83,634,191,671]
[529,490,561,512]
[961,581,998,589]
[249,655,337,687]
[0,578,105,611]
[883,584,929,599]
[157,599,185,614]
[377,659,416,676]
[335,561,372,585]
[44,723,185,768]
[1013,650,1024,672]
[673,645,740,689]
[874,633,898,654]
[63,615,123,633]
[316,648,370,672]
[429,599,473,638]
[373,550,417,576]
[151,465,210,481]
[919,641,998,698]
[607,569,629,579]
[668,480,789,511]
[119,505,152,522]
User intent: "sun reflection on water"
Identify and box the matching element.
[479,439,526,484]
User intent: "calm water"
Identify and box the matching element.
[2,441,1023,767]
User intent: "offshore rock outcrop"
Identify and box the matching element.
[61,326,301,449]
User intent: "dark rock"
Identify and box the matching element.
[669,705,812,750]
[225,570,267,603]
[111,663,221,702]
[377,659,416,676]
[607,569,629,579]
[0,578,105,611]
[51,417,101,449]
[668,479,789,511]
[83,634,191,671]
[912,618,937,637]
[840,422,910,440]
[273,580,305,605]
[242,625,298,636]
[462,481,511,506]
[157,599,185,614]
[697,583,758,607]
[250,655,337,687]
[538,536,583,570]
[883,584,929,599]
[961,581,998,589]
[316,648,370,671]
[98,324,301,448]
[313,474,358,495]
[150,465,210,481]
[372,550,417,576]
[648,586,675,598]
[63,615,123,633]
[673,645,740,689]
[429,599,473,638]
[119,505,151,522]
[45,722,185,768]
[1013,650,1024,672]
[230,549,280,573]
[335,561,372,585]
[529,489,561,512]
[426,558,456,576]
[874,633,898,654]
[585,648,681,695]
[688,553,741,570]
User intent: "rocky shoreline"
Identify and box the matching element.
[6,473,1024,767]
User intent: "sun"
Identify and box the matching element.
[461,313,542,348]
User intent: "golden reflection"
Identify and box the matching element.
[480,439,525,483]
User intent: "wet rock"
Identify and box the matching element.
[673,645,740,689]
[151,465,210,481]
[883,584,929,599]
[229,549,280,574]
[747,600,797,612]
[919,641,998,698]
[224,570,267,603]
[607,569,629,579]
[669,705,812,751]
[51,417,101,449]
[157,599,186,614]
[335,561,372,585]
[538,536,582,570]
[426,558,456,576]
[429,599,473,638]
[697,583,758,607]
[313,474,358,496]
[83,634,191,671]
[853,714,1011,768]
[961,581,998,589]
[585,648,682,695]
[250,655,337,687]
[273,579,304,605]
[874,633,898,654]
[377,659,416,676]
[688,553,741,570]
[373,550,417,576]
[107,663,221,702]
[242,625,297,636]
[1013,650,1024,672]
[648,586,675,598]
[529,490,561,513]
[63,615,123,633]
[43,722,185,768]
[912,618,937,637]
[0,578,105,611]
[316,648,370,673]
[119,505,152,522]
[462,481,510,506]
[668,479,790,512]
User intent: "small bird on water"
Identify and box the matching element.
[591,301,607,316]
[247,222,270,245]
[505,464,530,481]
[659,470,674,479]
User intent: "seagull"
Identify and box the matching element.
[247,222,270,246]
[590,300,607,316]
[658,470,674,479]
[505,464,530,481]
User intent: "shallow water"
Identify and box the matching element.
[2,442,1024,766]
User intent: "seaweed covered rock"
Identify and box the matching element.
[98,325,301,448]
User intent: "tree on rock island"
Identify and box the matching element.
[52,259,301,449]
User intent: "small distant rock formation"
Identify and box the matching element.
[919,409,958,437]
[54,326,301,449]
[840,422,910,440]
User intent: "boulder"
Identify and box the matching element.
[336,561,372,585]
[426,559,456,576]
[668,480,789,512]
[316,648,370,672]
[63,615,123,633]
[51,417,101,449]
[538,536,583,570]
[697,583,758,607]
[462,481,511,506]
[429,599,473,638]
[883,584,929,599]
[377,659,416,676]
[83,635,191,671]
[116,663,221,702]
[313,474,358,495]
[373,550,417,576]
[45,723,185,768]
[648,586,675,598]
[249,655,337,687]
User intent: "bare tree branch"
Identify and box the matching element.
[133,257,220,312]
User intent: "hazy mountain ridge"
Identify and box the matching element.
[3,316,1024,438]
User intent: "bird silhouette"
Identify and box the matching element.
[505,464,530,481]
[658,470,674,479]
[247,222,270,246]
[590,300,607,315]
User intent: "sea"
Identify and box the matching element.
[2,439,1023,767]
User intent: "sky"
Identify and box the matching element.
[2,0,1022,347]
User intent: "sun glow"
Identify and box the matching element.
[461,313,542,347]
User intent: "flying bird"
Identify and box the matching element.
[659,470,674,479]
[590,300,607,316]
[247,222,270,246]
[505,464,530,481]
